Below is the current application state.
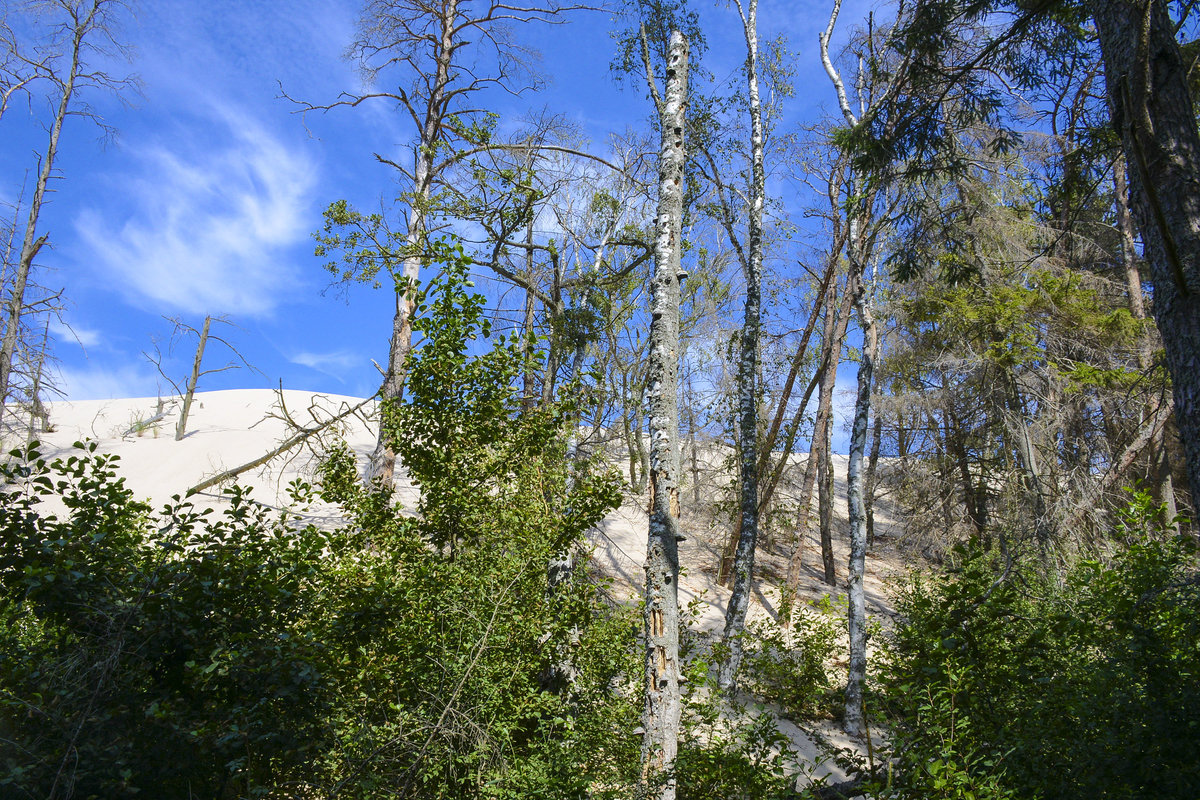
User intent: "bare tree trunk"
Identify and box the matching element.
[717,256,834,585]
[363,0,456,487]
[1094,0,1200,510]
[718,0,766,694]
[0,2,98,423]
[844,240,876,738]
[782,278,851,604]
[865,409,882,547]
[521,220,539,411]
[640,31,688,800]
[175,315,211,440]
[817,280,853,586]
[29,314,51,440]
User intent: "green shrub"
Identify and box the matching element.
[878,491,1200,800]
[740,597,841,719]
[0,244,639,799]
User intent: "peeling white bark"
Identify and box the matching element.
[719,0,766,694]
[640,31,688,800]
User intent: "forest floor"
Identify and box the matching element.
[36,388,910,791]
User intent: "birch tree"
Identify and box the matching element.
[639,28,688,800]
[714,0,766,694]
[819,0,899,735]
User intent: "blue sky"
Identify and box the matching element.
[3,0,868,444]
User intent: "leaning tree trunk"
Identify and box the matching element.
[640,30,688,800]
[175,315,211,440]
[718,0,766,694]
[1094,0,1200,510]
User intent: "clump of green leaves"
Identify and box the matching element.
[0,242,640,799]
[0,442,335,798]
[739,598,841,720]
[876,491,1200,800]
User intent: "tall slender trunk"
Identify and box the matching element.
[817,279,853,586]
[640,31,688,800]
[719,0,766,694]
[717,256,834,585]
[1094,0,1200,508]
[0,3,94,423]
[521,220,539,411]
[781,277,851,606]
[844,227,876,738]
[865,409,882,547]
[175,315,211,441]
[364,0,456,487]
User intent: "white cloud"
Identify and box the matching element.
[291,349,361,381]
[75,109,317,318]
[50,318,102,349]
[56,363,162,401]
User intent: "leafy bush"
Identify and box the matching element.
[878,491,1200,800]
[739,597,841,720]
[0,244,639,799]
[674,657,802,800]
[0,443,335,798]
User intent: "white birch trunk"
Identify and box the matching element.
[640,31,688,800]
[718,0,765,694]
[844,239,876,738]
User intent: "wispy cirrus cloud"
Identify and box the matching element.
[56,363,162,401]
[290,349,362,381]
[50,318,102,349]
[75,108,317,318]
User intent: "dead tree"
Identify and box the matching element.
[145,315,257,440]
[0,0,134,424]
[287,0,594,487]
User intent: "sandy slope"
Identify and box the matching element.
[35,388,905,786]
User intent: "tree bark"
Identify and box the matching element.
[865,408,882,547]
[640,31,688,800]
[781,278,852,607]
[175,315,211,441]
[717,255,834,585]
[719,0,766,694]
[0,2,97,424]
[817,280,853,586]
[843,231,876,738]
[362,2,453,487]
[1094,0,1200,509]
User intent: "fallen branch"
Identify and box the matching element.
[186,395,375,496]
